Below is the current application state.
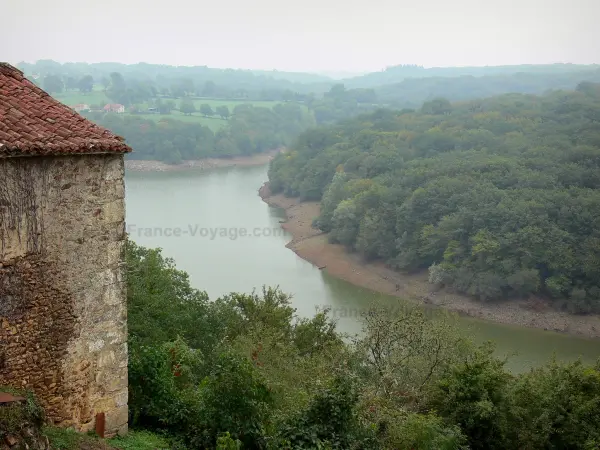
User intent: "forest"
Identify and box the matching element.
[19,60,600,128]
[120,240,600,449]
[19,60,600,100]
[18,59,333,100]
[41,65,600,166]
[268,82,600,313]
[373,69,600,109]
[86,103,314,163]
[344,63,600,88]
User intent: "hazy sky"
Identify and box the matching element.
[2,0,598,73]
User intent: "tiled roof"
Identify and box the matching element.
[0,63,132,158]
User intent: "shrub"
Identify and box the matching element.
[128,337,203,429]
[425,345,514,449]
[216,432,243,450]
[385,412,468,450]
[278,374,378,449]
[190,351,273,448]
[510,360,600,449]
[0,387,45,447]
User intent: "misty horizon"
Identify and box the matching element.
[8,60,600,79]
[3,0,598,73]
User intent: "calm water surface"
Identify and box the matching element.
[125,164,600,372]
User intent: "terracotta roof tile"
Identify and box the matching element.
[0,62,132,158]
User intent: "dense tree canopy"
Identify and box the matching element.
[42,74,63,94]
[20,60,600,118]
[269,84,600,312]
[125,240,600,449]
[105,71,157,106]
[373,70,600,110]
[18,60,332,102]
[344,63,600,89]
[179,98,196,115]
[200,104,214,117]
[297,69,600,126]
[216,105,230,119]
[85,102,314,163]
[77,75,94,93]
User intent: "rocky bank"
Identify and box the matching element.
[125,149,281,172]
[259,182,600,339]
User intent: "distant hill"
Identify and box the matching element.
[249,69,333,84]
[19,60,600,97]
[16,60,334,95]
[344,63,600,88]
[317,70,369,80]
[373,69,600,108]
[18,60,600,122]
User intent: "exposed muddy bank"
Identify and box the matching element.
[259,182,600,339]
[125,149,281,172]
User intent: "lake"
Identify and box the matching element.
[125,164,600,373]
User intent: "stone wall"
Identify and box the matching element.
[0,154,128,436]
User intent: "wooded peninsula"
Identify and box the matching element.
[268,83,600,314]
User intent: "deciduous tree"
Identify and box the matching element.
[200,104,214,117]
[43,75,63,93]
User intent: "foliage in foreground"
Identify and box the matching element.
[123,240,600,449]
[0,387,45,447]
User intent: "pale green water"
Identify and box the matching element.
[125,164,600,373]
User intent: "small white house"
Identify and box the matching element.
[103,104,125,114]
[72,103,90,113]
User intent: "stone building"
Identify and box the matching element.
[0,63,131,436]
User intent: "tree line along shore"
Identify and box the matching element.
[259,182,600,338]
[267,83,600,319]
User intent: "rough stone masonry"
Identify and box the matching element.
[0,156,128,435]
[0,62,132,436]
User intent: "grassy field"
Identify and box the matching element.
[135,111,227,130]
[139,97,291,113]
[176,97,283,110]
[52,87,304,130]
[53,89,286,112]
[53,89,110,107]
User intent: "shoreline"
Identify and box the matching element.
[125,149,281,172]
[259,182,600,339]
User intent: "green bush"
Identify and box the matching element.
[123,241,600,449]
[128,337,204,430]
[0,387,44,444]
[278,374,378,449]
[425,345,514,450]
[510,360,600,449]
[216,432,242,450]
[384,412,468,450]
[190,351,273,448]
